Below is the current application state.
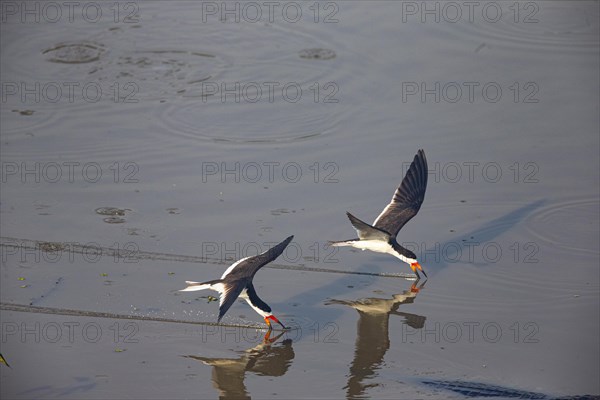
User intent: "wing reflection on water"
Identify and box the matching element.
[326,281,426,399]
[184,331,294,399]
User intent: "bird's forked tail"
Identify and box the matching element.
[179,279,223,292]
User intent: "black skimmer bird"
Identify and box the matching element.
[180,235,293,330]
[331,149,428,278]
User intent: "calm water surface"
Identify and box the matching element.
[1,2,598,399]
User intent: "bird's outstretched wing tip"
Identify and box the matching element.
[416,149,427,167]
[346,211,359,222]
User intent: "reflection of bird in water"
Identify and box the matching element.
[331,150,429,278]
[326,281,426,399]
[184,331,294,400]
[180,236,293,330]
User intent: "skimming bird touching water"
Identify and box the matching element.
[180,236,293,330]
[330,149,429,279]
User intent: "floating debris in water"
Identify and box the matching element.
[95,207,128,223]
[103,217,126,224]
[199,295,218,303]
[299,48,336,60]
[95,207,127,216]
[270,208,292,216]
[39,242,66,252]
[0,353,10,368]
[12,109,35,116]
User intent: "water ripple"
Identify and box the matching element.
[524,197,600,255]
[454,3,599,53]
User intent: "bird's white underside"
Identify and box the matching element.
[239,289,271,318]
[179,282,272,318]
[372,202,395,227]
[331,240,415,264]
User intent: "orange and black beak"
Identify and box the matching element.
[410,262,427,279]
[265,315,287,330]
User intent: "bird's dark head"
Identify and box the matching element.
[392,242,427,278]
[391,241,418,263]
[264,314,288,330]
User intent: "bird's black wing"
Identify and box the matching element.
[225,235,294,281]
[373,149,428,237]
[217,278,247,322]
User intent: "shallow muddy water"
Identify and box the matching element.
[1,1,599,399]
